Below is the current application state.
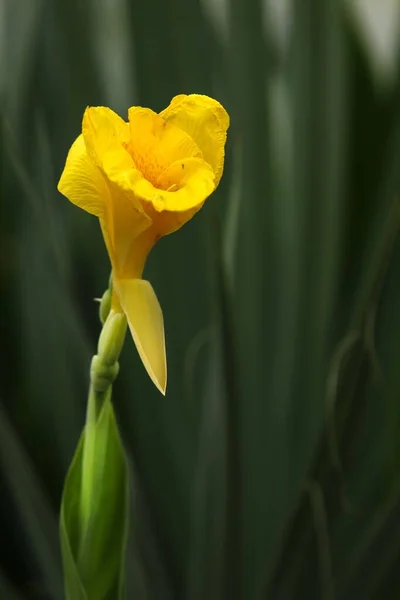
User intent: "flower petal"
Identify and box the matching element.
[160,94,229,185]
[58,134,108,216]
[115,278,167,394]
[102,193,152,279]
[154,157,215,212]
[127,107,202,186]
[120,157,213,212]
[82,106,132,173]
[80,107,153,278]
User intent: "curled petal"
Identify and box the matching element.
[57,134,108,216]
[115,278,167,394]
[124,157,215,213]
[160,94,229,185]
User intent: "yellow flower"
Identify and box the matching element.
[58,94,229,394]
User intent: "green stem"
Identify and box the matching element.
[76,285,127,565]
[78,384,109,553]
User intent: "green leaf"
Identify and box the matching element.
[60,396,129,600]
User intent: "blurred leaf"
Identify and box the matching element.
[3,0,400,599]
[124,461,175,600]
[0,404,63,599]
[0,568,24,600]
[186,217,241,600]
[347,0,400,85]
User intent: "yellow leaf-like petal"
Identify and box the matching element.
[160,94,229,185]
[115,278,167,394]
[57,134,108,216]
[127,107,202,186]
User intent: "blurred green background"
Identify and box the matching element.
[2,0,400,598]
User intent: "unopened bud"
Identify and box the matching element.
[99,289,112,325]
[90,355,120,392]
[97,310,127,365]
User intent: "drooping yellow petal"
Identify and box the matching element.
[115,278,167,394]
[160,94,229,185]
[57,134,108,216]
[127,107,202,186]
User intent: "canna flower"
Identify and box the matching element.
[58,94,229,394]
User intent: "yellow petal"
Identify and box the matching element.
[80,107,153,278]
[154,157,215,212]
[58,134,108,216]
[58,133,151,279]
[82,107,139,209]
[160,94,229,185]
[127,107,202,186]
[121,157,214,211]
[82,106,152,218]
[82,106,131,171]
[101,192,152,279]
[115,278,167,394]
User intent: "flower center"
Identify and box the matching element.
[125,107,202,192]
[124,141,166,188]
[124,140,186,193]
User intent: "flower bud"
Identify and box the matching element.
[99,288,112,324]
[90,355,120,392]
[97,310,127,366]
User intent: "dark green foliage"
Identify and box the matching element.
[2,0,400,598]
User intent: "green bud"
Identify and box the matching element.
[90,355,120,392]
[99,289,112,325]
[97,310,127,366]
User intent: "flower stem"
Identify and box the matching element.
[78,384,109,551]
[77,282,127,564]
